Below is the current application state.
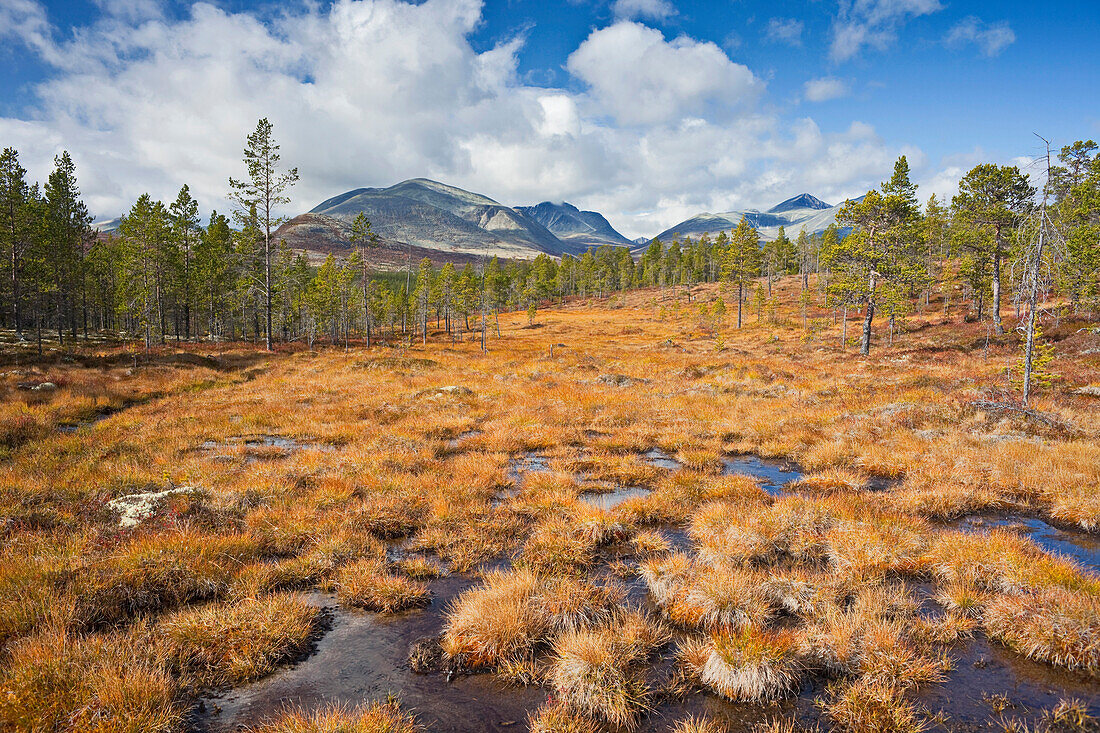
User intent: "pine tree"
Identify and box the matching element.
[195,211,233,338]
[0,148,34,337]
[795,229,812,290]
[1011,323,1055,394]
[44,152,92,342]
[413,257,434,344]
[772,226,798,276]
[169,185,200,339]
[952,164,1034,336]
[722,217,761,328]
[348,212,379,345]
[229,118,299,351]
[117,194,169,348]
[829,156,923,355]
[641,239,663,286]
[438,262,457,336]
[1051,141,1100,317]
[752,282,766,322]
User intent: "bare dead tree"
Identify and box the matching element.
[1016,135,1066,406]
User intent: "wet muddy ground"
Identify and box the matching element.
[193,449,1100,732]
[194,578,547,733]
[198,435,338,463]
[949,513,1100,574]
[194,567,1100,732]
[721,454,804,496]
[580,486,652,510]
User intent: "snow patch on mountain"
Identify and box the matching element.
[652,193,853,243]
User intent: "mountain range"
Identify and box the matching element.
[99,179,851,267]
[275,178,600,266]
[515,201,635,249]
[648,193,848,245]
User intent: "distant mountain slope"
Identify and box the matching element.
[275,178,592,267]
[516,201,634,249]
[273,212,486,268]
[651,193,853,243]
[767,193,830,215]
[93,217,122,233]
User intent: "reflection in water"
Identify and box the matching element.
[505,452,550,483]
[200,448,1100,732]
[721,455,804,496]
[580,485,651,510]
[195,580,546,733]
[953,514,1100,574]
[643,448,682,470]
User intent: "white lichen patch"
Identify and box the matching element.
[107,487,194,527]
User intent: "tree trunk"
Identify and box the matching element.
[737,281,743,328]
[264,227,273,351]
[991,235,1004,336]
[860,275,876,356]
[1022,210,1049,406]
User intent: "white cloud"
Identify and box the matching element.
[566,22,762,126]
[765,18,803,46]
[804,77,850,102]
[831,0,943,62]
[1,0,933,239]
[611,0,676,21]
[917,149,988,203]
[945,16,1015,57]
[92,0,163,22]
[0,0,59,63]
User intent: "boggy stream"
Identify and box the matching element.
[193,565,1100,733]
[575,449,810,510]
[194,448,1100,731]
[194,577,547,733]
[948,513,1100,575]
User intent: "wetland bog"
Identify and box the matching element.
[2,280,1099,733]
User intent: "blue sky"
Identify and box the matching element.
[1,0,1097,236]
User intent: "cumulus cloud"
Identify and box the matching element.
[566,22,761,126]
[765,18,803,46]
[610,0,676,22]
[804,77,850,102]
[1,0,931,238]
[945,16,1015,57]
[831,0,943,62]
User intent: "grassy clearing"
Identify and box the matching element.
[0,277,1097,728]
